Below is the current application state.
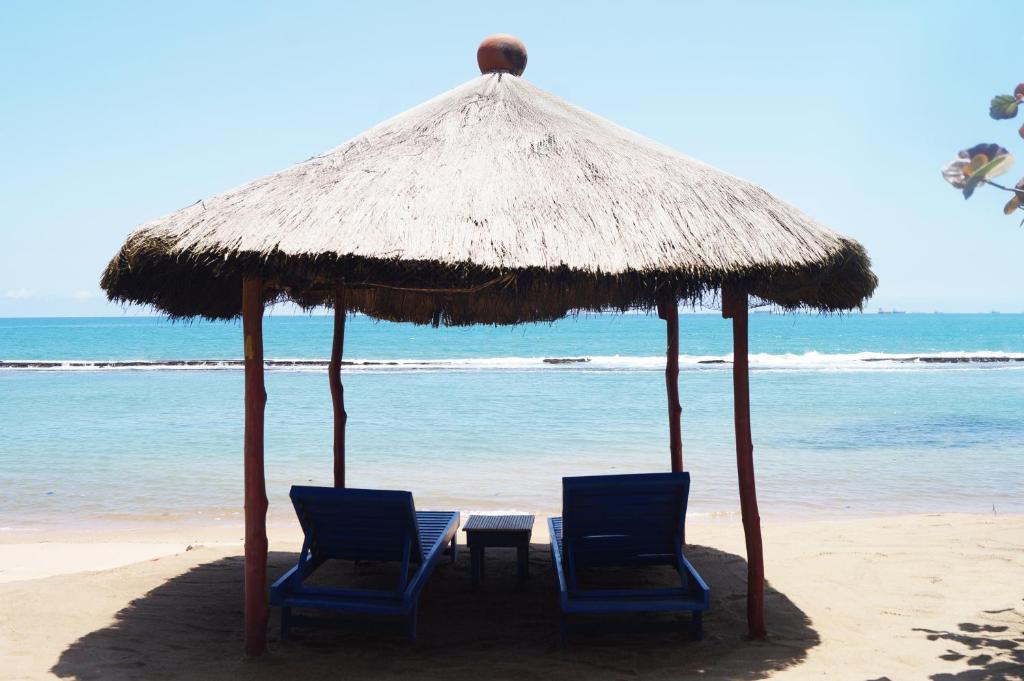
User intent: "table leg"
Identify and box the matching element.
[471,546,483,587]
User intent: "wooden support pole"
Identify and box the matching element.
[242,277,269,656]
[722,287,767,639]
[328,283,348,488]
[657,293,683,473]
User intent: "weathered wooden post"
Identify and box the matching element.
[657,292,683,473]
[722,286,767,639]
[328,283,348,488]
[242,277,269,655]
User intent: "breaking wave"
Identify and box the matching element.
[3,351,1024,373]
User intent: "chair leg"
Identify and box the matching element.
[690,611,703,641]
[281,607,292,641]
[450,535,458,563]
[559,613,569,647]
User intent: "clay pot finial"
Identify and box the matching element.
[477,34,527,76]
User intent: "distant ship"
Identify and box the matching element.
[877,309,907,314]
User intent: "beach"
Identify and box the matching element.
[1,513,1021,680]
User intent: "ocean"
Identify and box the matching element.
[1,312,1022,532]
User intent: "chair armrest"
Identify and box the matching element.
[679,553,711,608]
[270,564,301,603]
[405,512,459,601]
[549,517,570,607]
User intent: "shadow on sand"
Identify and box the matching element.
[915,608,1024,681]
[52,543,819,680]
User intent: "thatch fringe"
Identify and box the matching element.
[101,238,875,325]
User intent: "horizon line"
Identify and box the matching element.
[2,310,1024,321]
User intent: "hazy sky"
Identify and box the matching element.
[2,1,1022,316]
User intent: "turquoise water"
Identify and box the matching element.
[1,313,1022,530]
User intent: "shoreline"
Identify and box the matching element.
[1,502,1016,538]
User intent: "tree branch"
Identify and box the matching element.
[981,178,1024,195]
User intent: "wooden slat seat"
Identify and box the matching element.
[548,473,710,642]
[270,486,459,642]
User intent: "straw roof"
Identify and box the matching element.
[102,56,876,324]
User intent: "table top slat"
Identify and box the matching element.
[463,514,535,532]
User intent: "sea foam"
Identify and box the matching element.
[3,351,1024,372]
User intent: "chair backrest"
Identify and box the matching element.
[289,486,422,563]
[561,472,690,568]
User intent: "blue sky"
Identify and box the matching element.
[2,1,1022,315]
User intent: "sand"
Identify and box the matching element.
[0,514,1021,680]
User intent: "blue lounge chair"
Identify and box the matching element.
[548,472,710,641]
[270,485,460,642]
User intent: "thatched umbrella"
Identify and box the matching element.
[102,34,876,655]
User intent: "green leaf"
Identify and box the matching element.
[963,153,1015,198]
[990,94,1019,120]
